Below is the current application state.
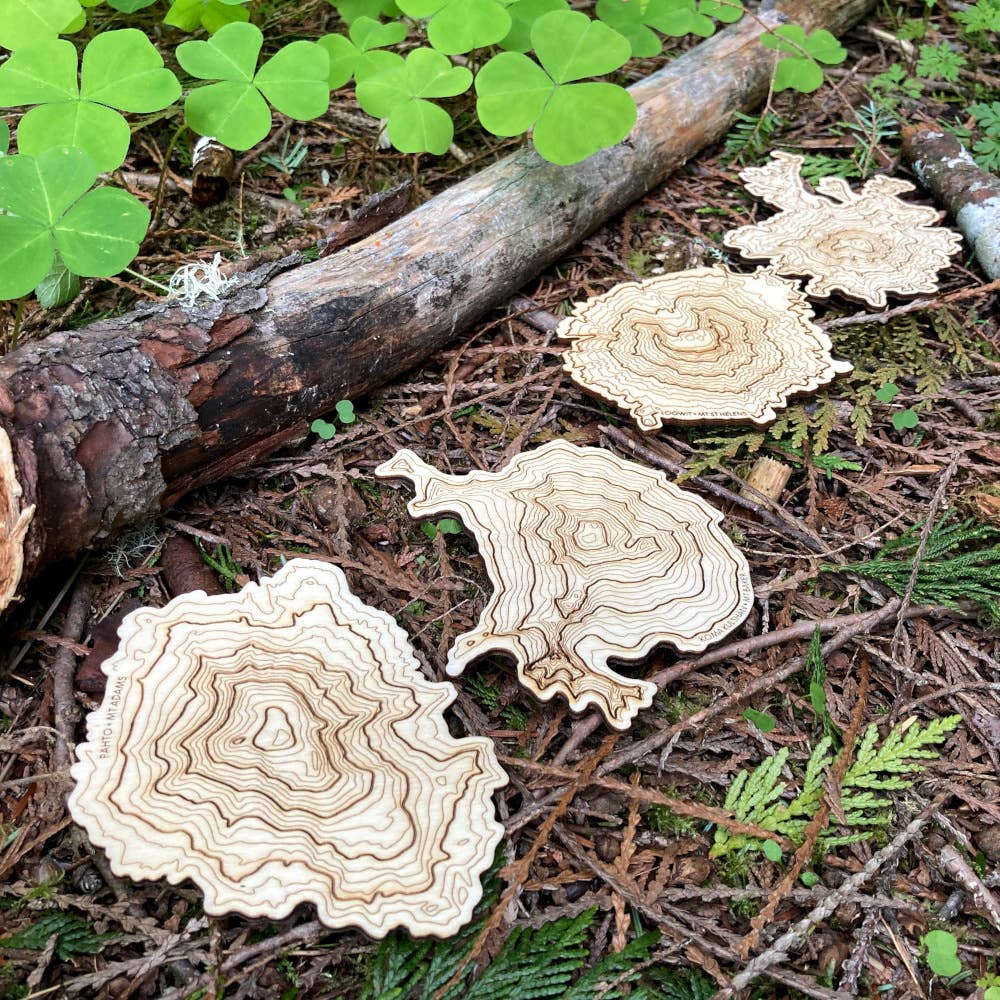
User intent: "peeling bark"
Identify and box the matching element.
[0,0,875,610]
[902,124,1000,279]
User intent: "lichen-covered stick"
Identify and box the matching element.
[376,441,753,730]
[724,151,963,307]
[69,559,507,939]
[558,264,850,430]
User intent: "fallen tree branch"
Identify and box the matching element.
[902,124,1000,279]
[0,0,876,611]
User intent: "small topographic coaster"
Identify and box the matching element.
[558,263,850,430]
[724,151,963,308]
[68,559,507,939]
[376,441,753,730]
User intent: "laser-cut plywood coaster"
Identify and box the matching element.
[376,441,753,730]
[68,559,507,939]
[724,151,963,308]
[558,264,851,430]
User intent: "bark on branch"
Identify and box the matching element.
[902,124,1000,280]
[0,0,875,610]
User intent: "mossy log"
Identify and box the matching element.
[0,0,875,610]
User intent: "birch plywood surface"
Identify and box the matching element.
[376,441,753,730]
[68,559,507,939]
[0,427,33,611]
[724,151,963,308]
[559,265,850,430]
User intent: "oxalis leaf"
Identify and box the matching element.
[356,47,471,154]
[596,0,729,57]
[761,25,846,94]
[396,0,511,55]
[164,0,250,34]
[499,0,569,53]
[177,22,330,150]
[0,146,149,300]
[318,16,407,89]
[0,30,180,171]
[332,0,401,24]
[475,9,636,165]
[0,0,82,50]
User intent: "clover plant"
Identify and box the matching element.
[498,0,567,52]
[760,26,846,93]
[595,0,741,55]
[396,0,512,55]
[332,0,401,23]
[356,47,471,154]
[0,146,150,300]
[0,30,180,171]
[319,16,408,89]
[176,22,330,151]
[165,0,251,34]
[475,9,636,164]
[0,0,82,49]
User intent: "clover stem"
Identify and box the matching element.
[9,296,24,353]
[151,122,187,231]
[124,269,172,295]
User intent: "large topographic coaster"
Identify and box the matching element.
[724,151,963,308]
[68,559,507,939]
[376,441,753,730]
[558,264,850,429]
[0,427,34,612]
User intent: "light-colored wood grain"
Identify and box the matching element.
[68,559,507,939]
[0,427,34,611]
[558,264,851,430]
[724,151,963,308]
[376,441,753,730]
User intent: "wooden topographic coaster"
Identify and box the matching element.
[724,151,963,308]
[68,559,507,938]
[558,264,851,430]
[0,426,33,612]
[376,441,753,730]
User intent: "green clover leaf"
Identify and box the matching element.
[742,708,776,733]
[335,399,356,423]
[318,16,407,89]
[923,930,962,978]
[476,10,636,165]
[595,0,728,56]
[499,0,569,53]
[396,0,511,55]
[34,251,80,308]
[332,0,401,24]
[874,382,899,404]
[311,418,337,439]
[698,0,743,25]
[164,0,250,34]
[891,408,919,431]
[356,47,471,154]
[0,0,82,50]
[0,146,150,300]
[0,31,180,171]
[761,25,846,94]
[108,0,159,12]
[177,22,330,150]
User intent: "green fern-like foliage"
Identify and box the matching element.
[831,310,966,445]
[0,911,118,961]
[711,715,960,860]
[361,860,662,1000]
[837,517,1000,620]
